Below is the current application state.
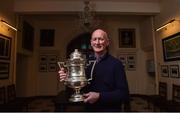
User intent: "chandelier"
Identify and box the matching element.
[79,0,99,32]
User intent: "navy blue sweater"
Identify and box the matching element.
[84,53,129,111]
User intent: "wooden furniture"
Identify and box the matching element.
[0,84,32,111]
[0,86,6,105]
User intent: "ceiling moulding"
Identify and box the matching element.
[14,1,160,15]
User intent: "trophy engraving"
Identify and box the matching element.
[58,49,89,102]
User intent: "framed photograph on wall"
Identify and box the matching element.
[48,63,57,72]
[0,62,10,79]
[0,34,11,60]
[118,54,126,68]
[127,54,136,71]
[118,28,136,48]
[172,84,180,102]
[48,55,57,63]
[39,55,48,64]
[39,63,47,72]
[161,65,169,77]
[162,32,180,61]
[159,82,167,98]
[170,65,179,78]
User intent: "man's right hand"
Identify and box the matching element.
[58,68,67,82]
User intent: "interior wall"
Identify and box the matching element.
[0,0,17,87]
[16,14,156,96]
[0,0,158,97]
[154,0,180,100]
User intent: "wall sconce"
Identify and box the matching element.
[155,19,180,31]
[1,19,17,31]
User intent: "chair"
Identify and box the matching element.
[3,84,30,111]
[7,84,16,102]
[0,86,6,105]
[0,86,6,111]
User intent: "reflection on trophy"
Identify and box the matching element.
[58,49,88,102]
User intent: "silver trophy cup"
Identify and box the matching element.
[58,49,89,102]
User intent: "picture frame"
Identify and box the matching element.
[39,63,47,72]
[39,54,58,72]
[169,65,179,78]
[161,65,169,77]
[48,55,57,63]
[48,63,57,72]
[0,62,10,79]
[159,82,167,98]
[172,84,180,102]
[117,53,136,71]
[118,54,126,68]
[162,32,180,61]
[127,54,136,71]
[0,34,11,60]
[118,28,136,48]
[39,55,48,64]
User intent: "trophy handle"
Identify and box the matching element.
[57,62,67,69]
[57,62,68,84]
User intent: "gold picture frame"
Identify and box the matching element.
[118,28,136,48]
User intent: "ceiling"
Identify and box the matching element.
[14,0,160,15]
[15,0,159,2]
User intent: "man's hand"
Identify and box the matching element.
[58,68,67,82]
[83,92,100,104]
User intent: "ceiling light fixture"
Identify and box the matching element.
[79,0,99,32]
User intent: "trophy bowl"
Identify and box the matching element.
[58,49,88,102]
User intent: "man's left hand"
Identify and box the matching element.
[83,92,100,104]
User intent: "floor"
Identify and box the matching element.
[22,96,158,112]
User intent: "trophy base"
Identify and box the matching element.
[69,94,84,102]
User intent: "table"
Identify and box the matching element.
[53,91,85,112]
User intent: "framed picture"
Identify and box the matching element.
[127,54,136,71]
[162,32,180,61]
[39,63,47,72]
[159,82,167,98]
[0,34,11,60]
[40,29,55,47]
[48,55,57,63]
[118,54,126,68]
[118,28,136,48]
[169,65,179,78]
[39,55,48,64]
[48,63,57,72]
[172,84,180,102]
[0,62,10,79]
[39,54,58,72]
[161,65,169,77]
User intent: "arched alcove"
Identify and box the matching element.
[66,32,93,59]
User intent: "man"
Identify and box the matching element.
[59,29,129,111]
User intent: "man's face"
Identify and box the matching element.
[91,30,109,54]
